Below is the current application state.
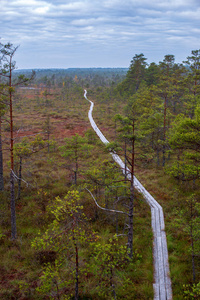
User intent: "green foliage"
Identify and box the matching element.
[36,259,72,299]
[14,138,33,158]
[0,228,5,242]
[32,190,94,251]
[184,49,200,96]
[59,134,88,159]
[59,133,94,184]
[32,190,96,299]
[167,106,200,181]
[183,282,200,299]
[84,128,100,145]
[119,53,147,95]
[89,235,141,299]
[14,135,45,158]
[172,194,200,243]
[0,94,7,116]
[85,159,126,213]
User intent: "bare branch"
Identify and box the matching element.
[85,188,128,215]
[11,169,29,187]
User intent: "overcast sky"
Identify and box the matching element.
[1,0,200,69]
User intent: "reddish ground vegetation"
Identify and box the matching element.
[12,116,89,141]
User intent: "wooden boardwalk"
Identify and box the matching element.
[84,90,173,299]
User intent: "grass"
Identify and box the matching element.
[0,83,198,299]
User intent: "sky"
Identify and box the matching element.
[0,0,200,69]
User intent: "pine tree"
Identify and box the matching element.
[118,53,147,96]
[0,42,35,239]
[167,105,200,182]
[32,190,96,300]
[184,49,200,117]
[59,133,93,185]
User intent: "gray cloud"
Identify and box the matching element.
[0,0,199,68]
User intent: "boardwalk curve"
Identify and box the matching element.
[84,90,173,300]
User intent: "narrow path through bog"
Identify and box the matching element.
[84,90,173,300]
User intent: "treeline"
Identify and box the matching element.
[104,52,199,171]
[14,67,128,88]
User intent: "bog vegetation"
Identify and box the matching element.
[0,42,200,299]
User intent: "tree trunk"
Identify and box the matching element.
[9,60,17,240]
[162,96,167,167]
[17,156,22,200]
[47,131,50,153]
[75,242,79,300]
[47,117,50,153]
[191,239,196,282]
[190,222,196,282]
[75,154,78,185]
[110,269,116,300]
[10,170,17,240]
[156,148,160,167]
[127,120,134,258]
[124,139,127,180]
[128,189,134,258]
[190,200,196,282]
[0,116,4,191]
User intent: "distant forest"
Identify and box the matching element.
[14,67,128,87]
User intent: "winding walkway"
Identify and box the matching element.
[84,90,173,300]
